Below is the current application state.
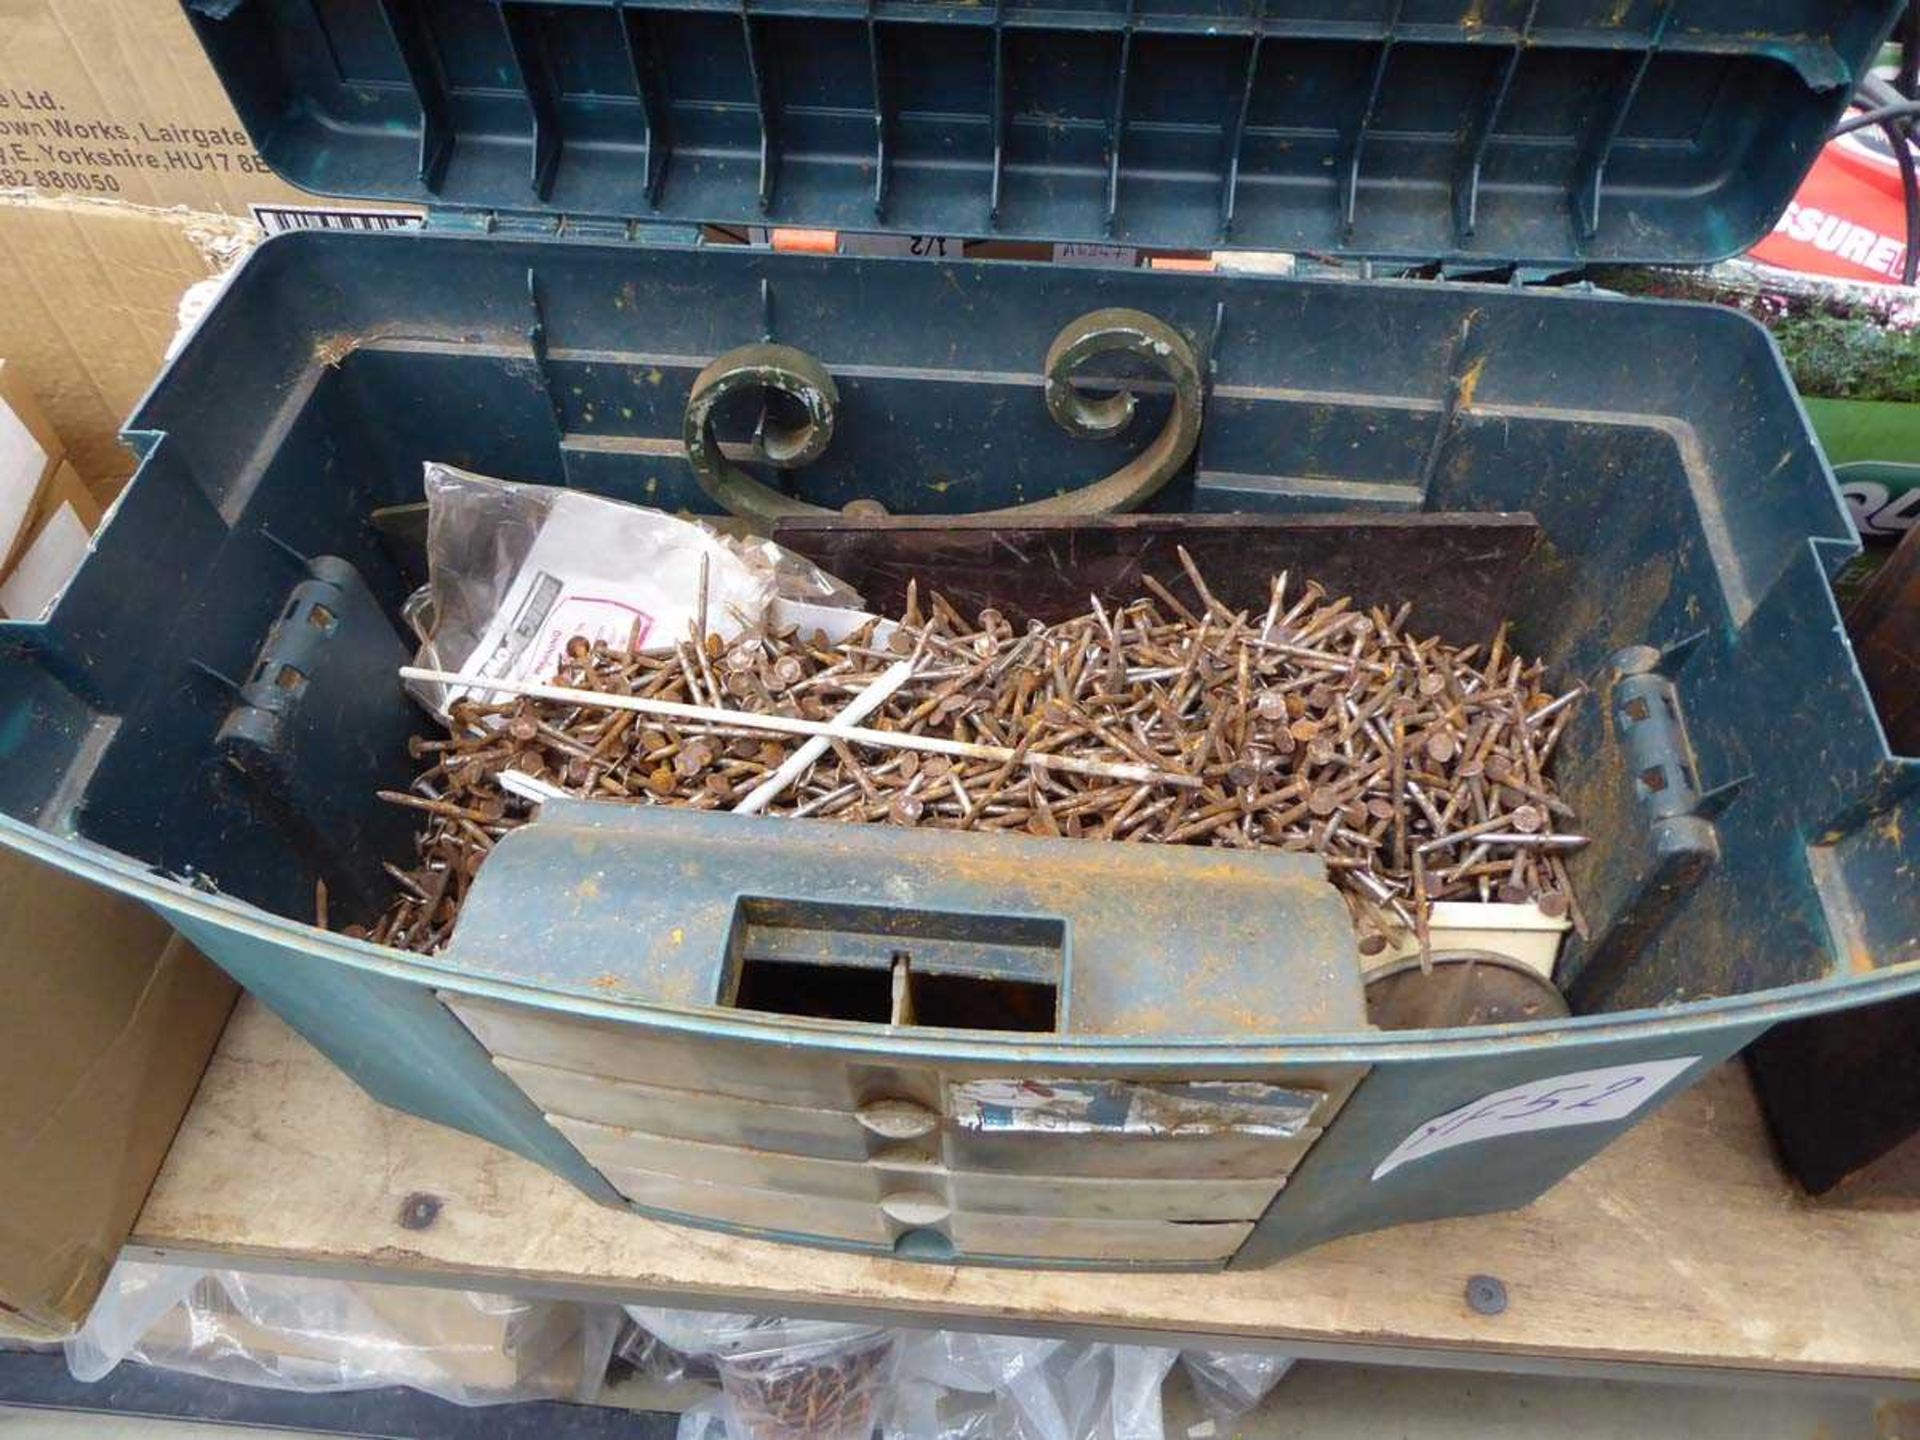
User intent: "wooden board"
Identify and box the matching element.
[771,513,1540,644]
[134,998,1920,1383]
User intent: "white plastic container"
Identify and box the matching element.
[1371,902,1571,982]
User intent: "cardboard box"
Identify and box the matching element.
[3,0,419,229]
[0,457,105,620]
[0,850,237,1341]
[0,193,258,487]
[2,0,319,216]
[0,357,65,572]
[134,1279,589,1398]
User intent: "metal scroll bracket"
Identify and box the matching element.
[680,343,842,530]
[681,308,1204,526]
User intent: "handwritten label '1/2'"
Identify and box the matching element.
[1370,1056,1702,1182]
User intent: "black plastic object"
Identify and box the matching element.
[183,0,1903,264]
[214,554,424,924]
[1557,640,1734,1010]
[1749,988,1920,1196]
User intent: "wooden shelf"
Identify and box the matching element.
[133,997,1920,1384]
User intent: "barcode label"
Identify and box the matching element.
[250,205,424,235]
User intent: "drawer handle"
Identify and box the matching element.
[856,1099,939,1140]
[880,1192,953,1227]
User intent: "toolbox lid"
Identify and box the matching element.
[191,1,1900,265]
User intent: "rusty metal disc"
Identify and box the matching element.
[1365,950,1569,1030]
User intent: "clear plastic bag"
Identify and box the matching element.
[67,1260,618,1407]
[894,1328,1065,1400]
[408,463,857,713]
[628,1309,897,1440]
[716,1323,898,1440]
[888,1332,1176,1440]
[629,1308,1190,1440]
[1176,1349,1294,1423]
[1026,1342,1177,1440]
[887,1330,1064,1440]
[617,1315,715,1385]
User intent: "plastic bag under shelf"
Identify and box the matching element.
[628,1309,899,1440]
[1177,1349,1295,1423]
[887,1333,1178,1440]
[67,1260,619,1407]
[629,1308,1272,1440]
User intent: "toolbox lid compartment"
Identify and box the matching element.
[190,0,1901,265]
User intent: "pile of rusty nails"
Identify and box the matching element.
[722,1334,895,1440]
[363,547,1586,961]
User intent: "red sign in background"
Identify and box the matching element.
[1750,118,1918,286]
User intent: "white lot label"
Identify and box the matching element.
[1371,1056,1701,1182]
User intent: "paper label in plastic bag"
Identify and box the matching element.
[469,574,655,693]
[415,466,865,717]
[443,489,763,707]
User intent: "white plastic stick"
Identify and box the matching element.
[399,665,1200,790]
[733,659,916,815]
[496,769,570,804]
